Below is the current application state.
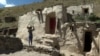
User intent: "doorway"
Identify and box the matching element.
[49,17,56,34]
[83,31,92,52]
[45,12,56,34]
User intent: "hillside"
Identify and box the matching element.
[0,0,100,19]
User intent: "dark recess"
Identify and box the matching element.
[83,31,92,52]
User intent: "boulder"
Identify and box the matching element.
[0,37,23,54]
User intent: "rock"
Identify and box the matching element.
[0,37,23,53]
[5,38,23,51]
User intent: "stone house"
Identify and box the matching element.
[67,4,93,15]
[17,4,99,56]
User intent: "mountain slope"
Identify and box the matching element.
[0,0,100,18]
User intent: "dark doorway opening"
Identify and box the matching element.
[83,8,89,14]
[45,12,56,34]
[49,17,56,34]
[83,31,92,52]
[0,29,2,35]
[70,26,74,31]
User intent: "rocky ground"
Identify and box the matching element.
[0,49,50,56]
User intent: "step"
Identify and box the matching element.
[34,44,53,50]
[42,34,60,39]
[34,39,53,45]
[41,38,53,43]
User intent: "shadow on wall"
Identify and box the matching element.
[59,13,74,46]
[0,36,23,54]
[36,9,44,23]
[67,13,74,22]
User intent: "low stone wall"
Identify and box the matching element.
[0,37,23,54]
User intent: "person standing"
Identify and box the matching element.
[27,25,35,46]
